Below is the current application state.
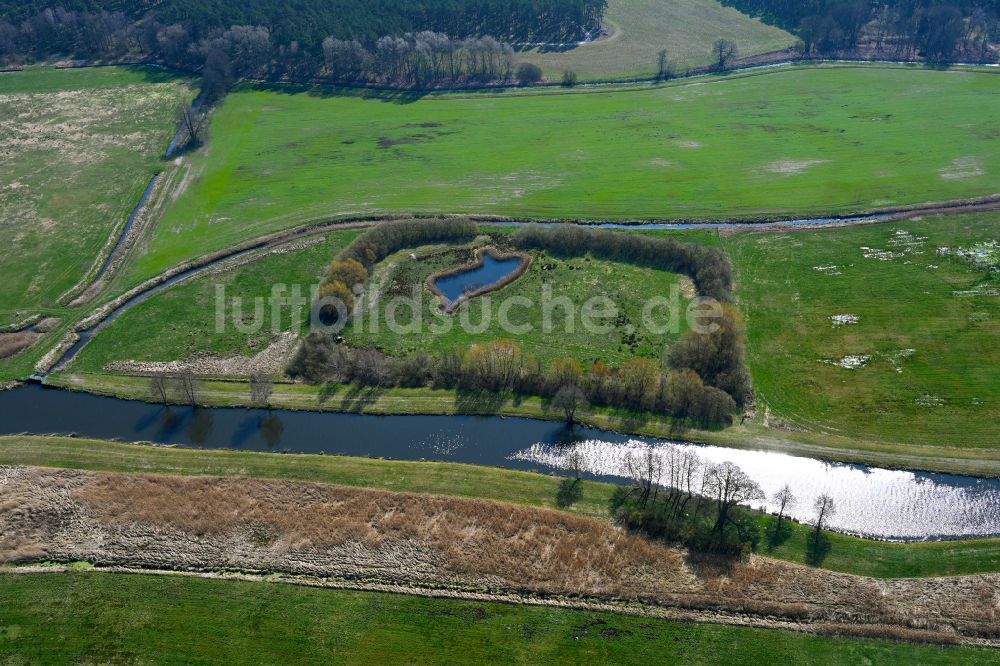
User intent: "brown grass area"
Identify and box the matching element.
[1,465,998,642]
[0,331,41,359]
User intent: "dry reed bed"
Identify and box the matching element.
[0,331,42,360]
[1,465,998,642]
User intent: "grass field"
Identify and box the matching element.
[70,230,361,373]
[520,0,796,81]
[71,226,715,372]
[343,230,696,366]
[6,435,1000,578]
[4,573,996,664]
[0,67,193,322]
[725,213,1000,449]
[127,65,1000,286]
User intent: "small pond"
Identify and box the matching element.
[433,251,525,305]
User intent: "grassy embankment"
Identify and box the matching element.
[3,573,996,664]
[4,435,1000,579]
[0,66,194,379]
[125,64,1000,287]
[60,215,1000,474]
[519,0,795,81]
[725,213,999,450]
[71,226,715,372]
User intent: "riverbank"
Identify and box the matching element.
[5,435,1000,578]
[47,372,1000,478]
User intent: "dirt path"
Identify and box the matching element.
[31,193,1000,376]
[3,465,998,646]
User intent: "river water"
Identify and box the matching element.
[2,384,998,541]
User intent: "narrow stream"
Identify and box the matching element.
[93,174,159,281]
[2,384,998,541]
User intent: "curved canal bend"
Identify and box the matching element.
[34,209,941,372]
[2,383,999,542]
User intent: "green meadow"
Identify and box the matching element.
[725,213,1000,449]
[0,67,194,321]
[72,226,715,372]
[129,65,1000,287]
[4,573,995,665]
[70,230,361,373]
[520,0,795,81]
[342,230,697,366]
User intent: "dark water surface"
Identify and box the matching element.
[2,384,1000,540]
[433,252,525,304]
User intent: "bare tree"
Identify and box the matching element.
[656,49,673,80]
[624,445,664,508]
[552,384,588,424]
[773,484,796,527]
[566,447,584,481]
[249,371,274,408]
[149,375,169,405]
[175,103,205,148]
[661,448,703,519]
[704,461,764,533]
[813,494,836,537]
[174,371,201,406]
[712,38,738,71]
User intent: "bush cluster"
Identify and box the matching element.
[314,219,477,325]
[513,225,751,408]
[513,224,734,303]
[287,336,740,426]
[610,455,764,557]
[340,218,478,271]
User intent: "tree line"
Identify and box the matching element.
[292,221,751,427]
[1,1,608,85]
[606,446,837,559]
[512,225,752,411]
[722,0,999,61]
[1,8,547,87]
[287,335,742,427]
[0,0,607,49]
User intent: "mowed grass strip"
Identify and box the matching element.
[724,213,1000,449]
[5,435,1000,578]
[0,66,194,320]
[520,0,795,81]
[3,573,996,665]
[130,65,1000,284]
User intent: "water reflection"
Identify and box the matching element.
[260,413,284,449]
[2,384,999,540]
[187,409,214,446]
[509,439,1000,540]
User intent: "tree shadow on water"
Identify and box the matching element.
[260,412,285,449]
[187,408,214,446]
